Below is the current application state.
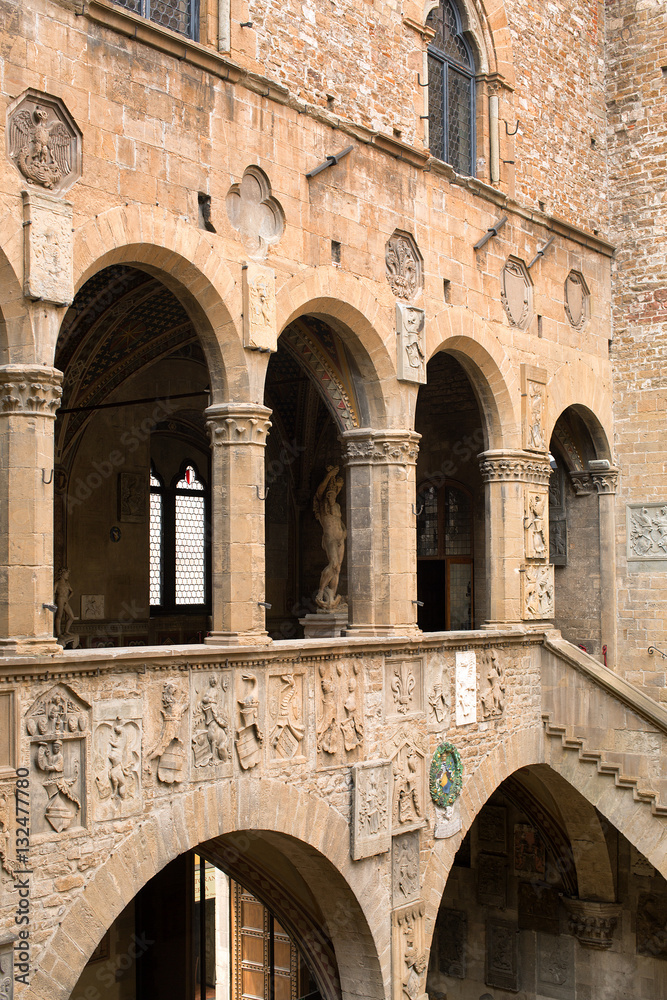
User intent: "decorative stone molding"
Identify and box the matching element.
[564,270,590,329]
[22,190,73,304]
[341,429,421,466]
[0,365,62,417]
[396,303,426,384]
[562,898,621,950]
[281,321,359,431]
[385,230,423,301]
[7,88,82,195]
[501,256,532,329]
[206,403,272,446]
[478,449,551,485]
[242,262,277,352]
[226,165,284,259]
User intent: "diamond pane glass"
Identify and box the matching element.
[426,0,472,69]
[175,492,206,604]
[449,562,472,629]
[149,0,193,37]
[428,55,445,162]
[150,490,162,605]
[444,486,472,556]
[417,485,439,557]
[448,68,473,175]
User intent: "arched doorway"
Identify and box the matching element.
[54,264,213,648]
[414,352,487,631]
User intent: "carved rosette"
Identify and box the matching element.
[206,404,272,447]
[0,365,63,417]
[385,231,423,301]
[341,429,421,467]
[478,450,551,486]
[562,898,621,949]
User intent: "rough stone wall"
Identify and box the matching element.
[607,0,667,693]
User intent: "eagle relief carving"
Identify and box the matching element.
[7,91,81,194]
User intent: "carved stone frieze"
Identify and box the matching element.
[537,933,575,1000]
[455,650,477,726]
[485,920,518,991]
[7,89,81,194]
[562,898,621,950]
[191,673,233,778]
[144,681,189,786]
[386,657,423,719]
[206,404,272,447]
[341,429,420,467]
[564,270,590,329]
[0,365,62,417]
[268,672,305,761]
[479,648,505,719]
[236,673,264,770]
[524,488,548,560]
[385,231,423,301]
[226,165,284,259]
[316,661,363,766]
[385,726,428,834]
[501,257,532,329]
[478,450,551,486]
[392,903,426,1000]
[396,303,426,383]
[242,262,277,352]
[93,699,142,820]
[392,831,420,906]
[350,759,391,860]
[522,563,555,619]
[22,190,73,305]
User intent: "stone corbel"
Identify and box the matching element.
[562,898,621,949]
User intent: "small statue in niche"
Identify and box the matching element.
[54,568,79,648]
[313,466,347,612]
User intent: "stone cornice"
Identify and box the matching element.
[0,365,63,417]
[341,429,421,466]
[478,450,551,485]
[205,403,272,446]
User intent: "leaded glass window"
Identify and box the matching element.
[111,0,198,39]
[175,466,206,605]
[426,0,475,176]
[149,461,209,611]
[150,469,163,606]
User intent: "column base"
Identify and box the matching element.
[205,631,273,647]
[0,635,63,656]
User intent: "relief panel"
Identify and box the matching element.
[536,933,575,1000]
[479,648,505,720]
[351,759,391,860]
[93,699,142,821]
[522,564,555,620]
[627,503,667,561]
[385,727,428,835]
[191,673,233,780]
[485,920,518,991]
[426,655,451,732]
[521,364,548,453]
[267,671,306,762]
[455,650,477,726]
[386,656,423,720]
[392,831,420,907]
[242,262,277,352]
[235,672,264,770]
[316,662,363,768]
[143,680,189,787]
[392,903,426,1000]
[396,304,426,384]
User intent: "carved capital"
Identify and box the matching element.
[592,470,619,495]
[479,450,551,485]
[562,898,621,950]
[205,404,272,446]
[0,364,62,416]
[569,470,594,495]
[341,429,421,466]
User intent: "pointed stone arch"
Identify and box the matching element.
[423,0,516,86]
[28,778,388,1000]
[69,205,247,402]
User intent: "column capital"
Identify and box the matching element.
[592,469,619,495]
[479,449,551,486]
[340,428,421,466]
[205,403,272,446]
[570,468,619,495]
[0,364,62,417]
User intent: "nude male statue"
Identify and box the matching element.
[313,466,347,611]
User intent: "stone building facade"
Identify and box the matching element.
[0,0,665,999]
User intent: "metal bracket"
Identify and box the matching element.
[42,468,53,484]
[528,235,555,269]
[648,645,667,660]
[417,73,428,87]
[306,145,353,179]
[473,215,507,251]
[412,503,424,516]
[505,119,520,136]
[255,485,270,500]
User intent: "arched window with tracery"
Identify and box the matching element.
[150,461,209,611]
[426,0,476,176]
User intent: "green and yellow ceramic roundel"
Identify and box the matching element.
[429,742,463,808]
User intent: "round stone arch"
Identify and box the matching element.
[275,265,398,430]
[422,0,515,87]
[0,235,34,365]
[69,204,247,403]
[28,778,388,1000]
[545,360,613,460]
[426,307,520,450]
[422,724,667,956]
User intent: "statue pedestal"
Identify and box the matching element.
[300,609,348,639]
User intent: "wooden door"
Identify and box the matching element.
[231,881,299,1000]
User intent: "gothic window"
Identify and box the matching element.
[416,480,474,630]
[426,0,476,176]
[150,462,209,611]
[111,0,198,39]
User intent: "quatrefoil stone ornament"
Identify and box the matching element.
[226,166,285,259]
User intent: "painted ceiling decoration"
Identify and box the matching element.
[280,317,360,431]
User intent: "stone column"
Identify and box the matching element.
[205,403,272,646]
[0,364,63,654]
[479,450,552,627]
[592,469,619,669]
[341,428,421,637]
